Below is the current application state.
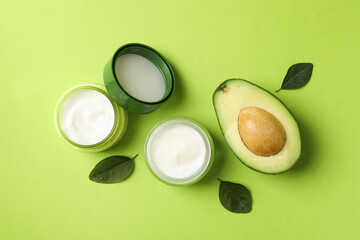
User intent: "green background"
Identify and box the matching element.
[1,0,359,239]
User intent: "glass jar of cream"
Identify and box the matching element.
[145,118,214,185]
[55,83,127,152]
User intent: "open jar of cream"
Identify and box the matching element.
[55,83,127,152]
[145,118,214,185]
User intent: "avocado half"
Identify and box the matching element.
[213,79,301,174]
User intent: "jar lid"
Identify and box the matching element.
[103,43,175,114]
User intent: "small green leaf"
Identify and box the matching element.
[217,178,252,213]
[89,154,137,184]
[276,63,314,92]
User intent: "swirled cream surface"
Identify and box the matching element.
[150,123,207,179]
[59,89,115,145]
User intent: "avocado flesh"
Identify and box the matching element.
[213,79,301,174]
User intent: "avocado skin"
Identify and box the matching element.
[212,79,301,174]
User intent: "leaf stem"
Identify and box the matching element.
[216,178,222,182]
[275,88,281,92]
[131,154,139,160]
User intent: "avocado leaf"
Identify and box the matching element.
[276,63,313,92]
[89,154,137,183]
[218,178,252,213]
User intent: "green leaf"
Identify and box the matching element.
[217,178,252,213]
[276,63,314,92]
[89,154,137,184]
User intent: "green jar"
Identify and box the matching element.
[55,83,128,152]
[144,118,215,185]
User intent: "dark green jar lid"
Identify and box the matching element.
[103,43,175,114]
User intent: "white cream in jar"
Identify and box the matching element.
[59,89,115,145]
[145,119,214,185]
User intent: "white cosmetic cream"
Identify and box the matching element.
[152,124,206,178]
[59,89,115,145]
[145,119,214,185]
[114,53,165,103]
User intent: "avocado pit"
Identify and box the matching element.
[238,107,286,157]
